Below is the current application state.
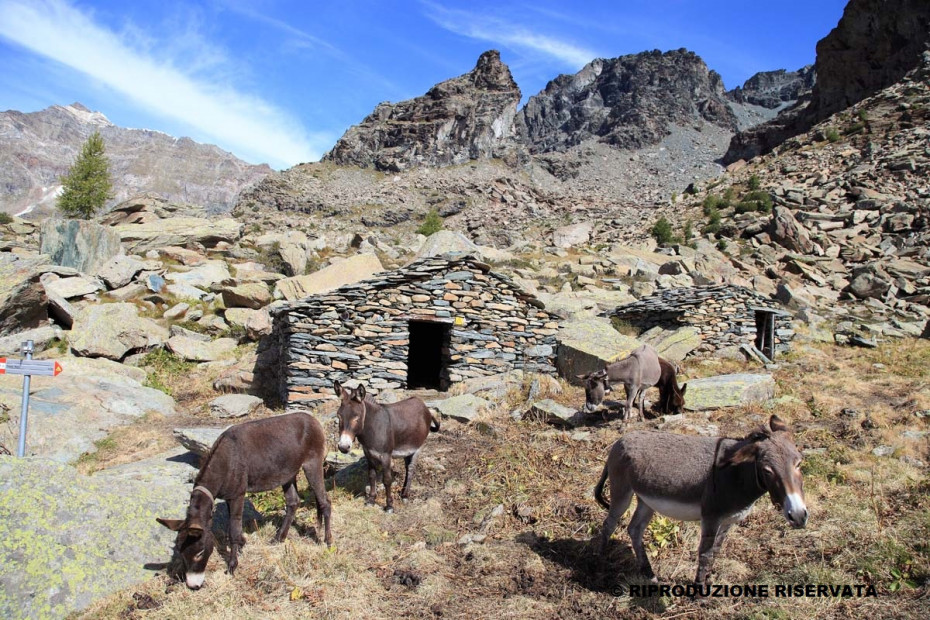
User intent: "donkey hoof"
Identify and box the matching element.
[384,506,394,514]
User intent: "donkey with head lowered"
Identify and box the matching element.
[334,381,440,513]
[594,415,807,585]
[157,412,332,589]
[578,344,665,419]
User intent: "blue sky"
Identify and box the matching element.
[0,0,849,169]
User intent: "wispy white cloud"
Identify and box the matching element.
[421,1,598,69]
[0,0,325,168]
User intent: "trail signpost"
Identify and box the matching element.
[1,340,63,457]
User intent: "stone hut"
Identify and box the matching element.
[263,254,560,404]
[608,284,793,359]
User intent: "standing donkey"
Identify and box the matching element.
[334,381,440,513]
[593,415,808,585]
[157,412,332,589]
[578,344,663,419]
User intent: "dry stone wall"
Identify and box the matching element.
[267,255,559,403]
[610,284,794,356]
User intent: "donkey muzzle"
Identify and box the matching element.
[337,434,353,453]
[783,492,808,528]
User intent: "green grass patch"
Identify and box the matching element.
[140,349,195,396]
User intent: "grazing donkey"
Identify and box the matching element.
[578,344,662,419]
[334,381,440,513]
[656,358,687,415]
[157,412,332,589]
[593,415,808,585]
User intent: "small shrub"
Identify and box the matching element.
[825,127,841,142]
[702,207,722,234]
[747,174,761,191]
[416,209,443,236]
[735,190,773,214]
[716,239,728,252]
[650,217,676,245]
[0,212,13,225]
[682,220,694,242]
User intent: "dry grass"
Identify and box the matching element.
[75,340,930,619]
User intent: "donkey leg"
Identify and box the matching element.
[401,450,421,500]
[624,384,635,421]
[382,456,395,513]
[302,460,333,546]
[226,494,246,576]
[598,483,633,557]
[627,500,657,581]
[694,520,728,585]
[365,462,379,506]
[275,479,299,542]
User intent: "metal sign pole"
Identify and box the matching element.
[16,340,34,458]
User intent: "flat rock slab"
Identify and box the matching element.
[524,399,582,427]
[95,255,156,290]
[167,335,238,362]
[0,457,188,619]
[114,217,242,253]
[428,393,491,423]
[556,318,643,382]
[44,275,104,299]
[0,357,176,462]
[683,373,776,411]
[274,253,384,301]
[173,427,226,456]
[210,394,263,418]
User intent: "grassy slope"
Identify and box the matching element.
[74,340,929,620]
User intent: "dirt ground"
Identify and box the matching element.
[76,340,929,619]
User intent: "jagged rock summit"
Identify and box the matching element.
[725,0,930,163]
[323,50,525,171]
[519,49,737,153]
[0,103,272,218]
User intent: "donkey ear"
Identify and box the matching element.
[156,517,185,531]
[353,384,366,401]
[722,442,759,467]
[333,380,343,396]
[680,383,687,397]
[769,414,790,433]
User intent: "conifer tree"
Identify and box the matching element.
[57,131,113,219]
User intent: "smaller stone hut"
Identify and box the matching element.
[264,254,559,404]
[609,284,793,358]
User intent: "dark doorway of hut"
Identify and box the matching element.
[407,320,451,391]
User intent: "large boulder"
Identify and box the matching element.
[69,303,169,360]
[223,307,272,340]
[95,255,155,289]
[164,260,231,290]
[42,274,104,299]
[113,217,242,253]
[274,253,384,301]
[39,219,122,274]
[552,222,594,248]
[0,357,176,462]
[0,273,47,335]
[414,230,480,259]
[555,318,643,382]
[221,282,272,309]
[682,373,776,411]
[769,206,814,254]
[428,394,491,424]
[641,326,702,362]
[0,457,188,619]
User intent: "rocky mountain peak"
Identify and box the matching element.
[323,50,525,172]
[724,0,930,163]
[519,48,737,154]
[726,66,815,109]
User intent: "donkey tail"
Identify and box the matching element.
[429,409,441,432]
[594,463,610,510]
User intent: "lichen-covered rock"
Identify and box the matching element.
[642,326,702,362]
[223,307,272,340]
[38,219,122,274]
[113,217,242,253]
[524,399,582,427]
[209,394,263,419]
[0,457,189,619]
[556,318,643,382]
[69,303,168,360]
[429,394,491,423]
[682,373,776,411]
[173,427,225,457]
[167,336,237,362]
